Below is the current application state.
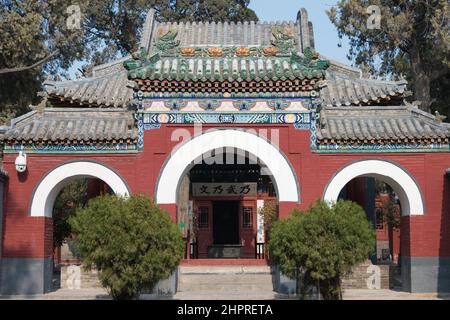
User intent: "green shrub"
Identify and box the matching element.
[53,179,88,249]
[269,199,375,300]
[258,200,278,229]
[69,194,184,300]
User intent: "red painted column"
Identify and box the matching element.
[346,177,366,208]
[400,216,411,258]
[87,178,102,199]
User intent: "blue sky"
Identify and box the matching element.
[249,0,351,64]
[69,1,352,78]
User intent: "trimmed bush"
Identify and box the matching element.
[269,199,375,300]
[69,194,184,299]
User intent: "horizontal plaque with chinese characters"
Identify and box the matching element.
[192,183,257,197]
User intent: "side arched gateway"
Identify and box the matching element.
[29,160,131,217]
[155,128,300,214]
[323,159,425,216]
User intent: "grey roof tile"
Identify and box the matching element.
[320,71,408,107]
[150,20,298,49]
[318,106,450,144]
[43,58,407,110]
[44,71,132,109]
[3,109,137,144]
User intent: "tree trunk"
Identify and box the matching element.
[409,46,432,113]
[296,266,303,298]
[412,71,432,113]
[0,50,58,74]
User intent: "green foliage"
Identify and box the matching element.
[69,194,184,300]
[328,0,449,115]
[383,198,401,229]
[0,0,88,123]
[269,200,375,300]
[0,0,257,124]
[153,0,258,23]
[374,180,401,229]
[52,179,88,249]
[258,200,278,229]
[374,179,389,195]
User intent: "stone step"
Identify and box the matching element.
[178,283,275,292]
[179,265,272,274]
[178,274,273,284]
[177,265,275,292]
[173,291,279,300]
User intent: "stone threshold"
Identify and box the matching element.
[180,259,269,266]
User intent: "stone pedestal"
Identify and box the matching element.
[401,256,450,293]
[0,258,53,295]
[60,265,178,295]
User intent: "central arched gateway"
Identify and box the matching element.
[155,129,300,206]
[156,128,300,259]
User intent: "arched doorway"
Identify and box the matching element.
[179,150,278,259]
[323,159,424,216]
[323,159,425,291]
[26,160,131,291]
[30,160,130,217]
[155,128,300,209]
[155,129,300,260]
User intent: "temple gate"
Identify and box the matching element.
[0,8,449,295]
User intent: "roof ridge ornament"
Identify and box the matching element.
[124,47,330,85]
[435,111,447,123]
[123,47,160,72]
[155,27,180,54]
[290,48,330,73]
[271,25,297,54]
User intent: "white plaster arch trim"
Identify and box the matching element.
[323,159,425,216]
[155,129,300,204]
[30,161,130,217]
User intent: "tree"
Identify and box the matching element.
[52,179,88,249]
[269,200,375,300]
[327,1,450,115]
[258,200,278,230]
[375,181,401,262]
[0,0,89,122]
[69,194,184,300]
[258,200,277,237]
[83,0,258,65]
[0,1,258,124]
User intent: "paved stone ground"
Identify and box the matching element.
[1,288,449,300]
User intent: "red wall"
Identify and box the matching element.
[192,198,258,259]
[2,124,449,259]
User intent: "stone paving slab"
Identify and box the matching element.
[1,288,449,300]
[343,289,449,300]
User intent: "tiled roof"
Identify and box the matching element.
[126,55,328,95]
[320,72,408,107]
[44,71,132,108]
[3,109,137,144]
[317,106,450,144]
[42,66,407,108]
[128,56,328,82]
[2,106,448,147]
[40,8,408,108]
[139,8,314,54]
